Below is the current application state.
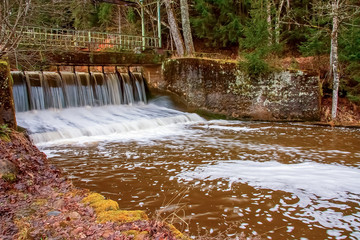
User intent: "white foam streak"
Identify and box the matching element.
[177,160,360,231]
[16,104,204,145]
[178,160,360,200]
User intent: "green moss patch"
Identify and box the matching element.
[81,192,105,204]
[90,199,119,213]
[2,173,16,182]
[97,210,148,223]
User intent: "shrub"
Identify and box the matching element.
[240,52,270,78]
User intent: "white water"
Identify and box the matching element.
[11,71,147,112]
[16,103,204,146]
[176,160,360,235]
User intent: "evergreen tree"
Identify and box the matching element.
[97,3,115,31]
[191,0,250,47]
[71,0,98,30]
[339,14,360,103]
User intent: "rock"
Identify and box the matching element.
[69,211,81,220]
[102,229,113,238]
[47,211,62,217]
[0,159,17,180]
[71,226,84,235]
[79,233,87,239]
[53,199,64,210]
[135,231,150,240]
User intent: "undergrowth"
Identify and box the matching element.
[0,124,11,142]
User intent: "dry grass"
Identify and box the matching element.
[155,188,190,232]
[321,98,360,125]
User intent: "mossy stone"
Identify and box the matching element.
[97,210,148,223]
[81,192,105,204]
[90,199,119,213]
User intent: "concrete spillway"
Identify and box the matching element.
[11,70,147,112]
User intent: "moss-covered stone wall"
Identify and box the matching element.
[0,61,16,129]
[149,58,320,121]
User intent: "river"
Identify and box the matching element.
[15,95,360,240]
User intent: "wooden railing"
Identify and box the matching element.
[17,26,160,51]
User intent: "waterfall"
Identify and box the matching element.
[13,69,204,145]
[11,70,148,112]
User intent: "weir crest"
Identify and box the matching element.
[11,70,147,112]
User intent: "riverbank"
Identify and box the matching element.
[0,129,188,239]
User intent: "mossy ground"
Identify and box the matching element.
[1,173,16,182]
[97,210,148,223]
[81,192,105,204]
[90,199,120,213]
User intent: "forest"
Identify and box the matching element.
[1,0,360,120]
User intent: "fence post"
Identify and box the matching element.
[88,31,92,51]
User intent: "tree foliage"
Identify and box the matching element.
[97,3,115,29]
[339,15,360,103]
[191,0,250,47]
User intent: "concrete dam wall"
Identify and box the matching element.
[144,58,321,121]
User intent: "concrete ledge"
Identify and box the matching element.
[17,51,166,68]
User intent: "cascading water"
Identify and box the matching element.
[12,70,204,145]
[11,70,148,112]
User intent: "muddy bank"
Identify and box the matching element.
[0,130,188,240]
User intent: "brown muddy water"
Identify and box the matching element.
[16,97,360,240]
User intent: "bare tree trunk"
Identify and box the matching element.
[118,6,121,34]
[143,6,170,29]
[275,0,285,44]
[180,0,195,56]
[331,0,340,120]
[164,0,185,57]
[286,0,291,30]
[118,5,122,34]
[267,0,272,46]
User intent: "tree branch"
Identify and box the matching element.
[279,21,331,33]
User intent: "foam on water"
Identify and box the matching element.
[176,160,360,234]
[16,103,204,146]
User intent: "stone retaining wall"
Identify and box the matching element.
[145,58,321,121]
